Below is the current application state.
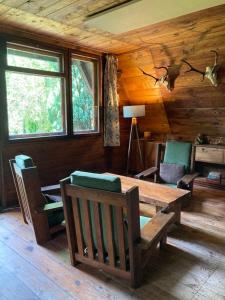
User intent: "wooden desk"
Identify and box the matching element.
[107,173,190,224]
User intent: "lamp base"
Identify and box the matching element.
[126,120,144,175]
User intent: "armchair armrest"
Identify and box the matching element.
[139,212,175,250]
[139,202,155,218]
[178,172,199,186]
[41,184,60,193]
[135,167,158,180]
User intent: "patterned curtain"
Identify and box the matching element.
[104,54,120,146]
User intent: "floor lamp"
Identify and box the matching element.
[123,105,145,174]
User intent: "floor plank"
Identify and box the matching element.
[0,185,225,299]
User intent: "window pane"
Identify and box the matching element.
[71,58,98,133]
[6,71,64,137]
[7,47,61,72]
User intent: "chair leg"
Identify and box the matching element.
[130,272,142,289]
[33,215,51,245]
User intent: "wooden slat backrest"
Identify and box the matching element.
[104,203,116,266]
[93,202,104,263]
[61,178,140,272]
[9,159,45,225]
[9,159,27,223]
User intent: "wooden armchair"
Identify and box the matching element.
[60,171,175,288]
[135,141,199,194]
[9,155,64,245]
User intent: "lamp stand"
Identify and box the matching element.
[126,117,144,175]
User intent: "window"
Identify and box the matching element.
[2,39,101,141]
[71,55,99,133]
[6,44,65,138]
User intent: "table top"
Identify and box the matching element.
[106,173,190,207]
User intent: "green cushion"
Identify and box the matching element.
[140,216,151,228]
[163,183,177,189]
[71,171,121,192]
[47,210,64,227]
[15,154,34,169]
[163,141,192,172]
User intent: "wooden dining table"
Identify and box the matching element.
[106,173,191,224]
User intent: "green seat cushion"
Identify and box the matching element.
[163,141,192,172]
[163,183,177,189]
[71,171,121,192]
[15,154,34,169]
[140,216,151,228]
[47,209,64,227]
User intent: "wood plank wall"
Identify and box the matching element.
[3,136,106,207]
[117,5,225,144]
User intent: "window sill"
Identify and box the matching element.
[7,132,102,144]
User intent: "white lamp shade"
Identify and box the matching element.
[123,105,145,118]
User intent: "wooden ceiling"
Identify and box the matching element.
[0,1,224,54]
[0,0,142,53]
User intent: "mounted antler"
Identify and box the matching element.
[211,50,218,72]
[139,66,172,91]
[181,59,205,80]
[138,67,160,85]
[182,50,219,86]
[207,50,219,86]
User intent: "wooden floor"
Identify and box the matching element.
[0,185,225,300]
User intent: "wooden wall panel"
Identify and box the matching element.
[111,50,171,172]
[117,5,225,145]
[3,135,105,207]
[118,50,171,135]
[150,6,225,141]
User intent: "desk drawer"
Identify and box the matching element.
[195,147,224,164]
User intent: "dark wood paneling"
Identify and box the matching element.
[3,135,105,207]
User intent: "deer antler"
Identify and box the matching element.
[138,67,159,85]
[181,59,205,80]
[155,66,169,82]
[210,50,218,72]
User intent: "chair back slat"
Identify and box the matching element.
[16,172,32,223]
[115,207,126,270]
[93,202,104,263]
[104,204,116,267]
[72,197,85,255]
[82,199,94,259]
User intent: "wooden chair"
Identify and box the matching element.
[9,155,64,245]
[60,171,175,288]
[135,141,199,195]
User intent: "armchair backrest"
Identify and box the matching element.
[163,141,192,173]
[60,171,141,277]
[9,155,45,225]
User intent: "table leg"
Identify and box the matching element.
[173,202,181,225]
[156,203,181,225]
